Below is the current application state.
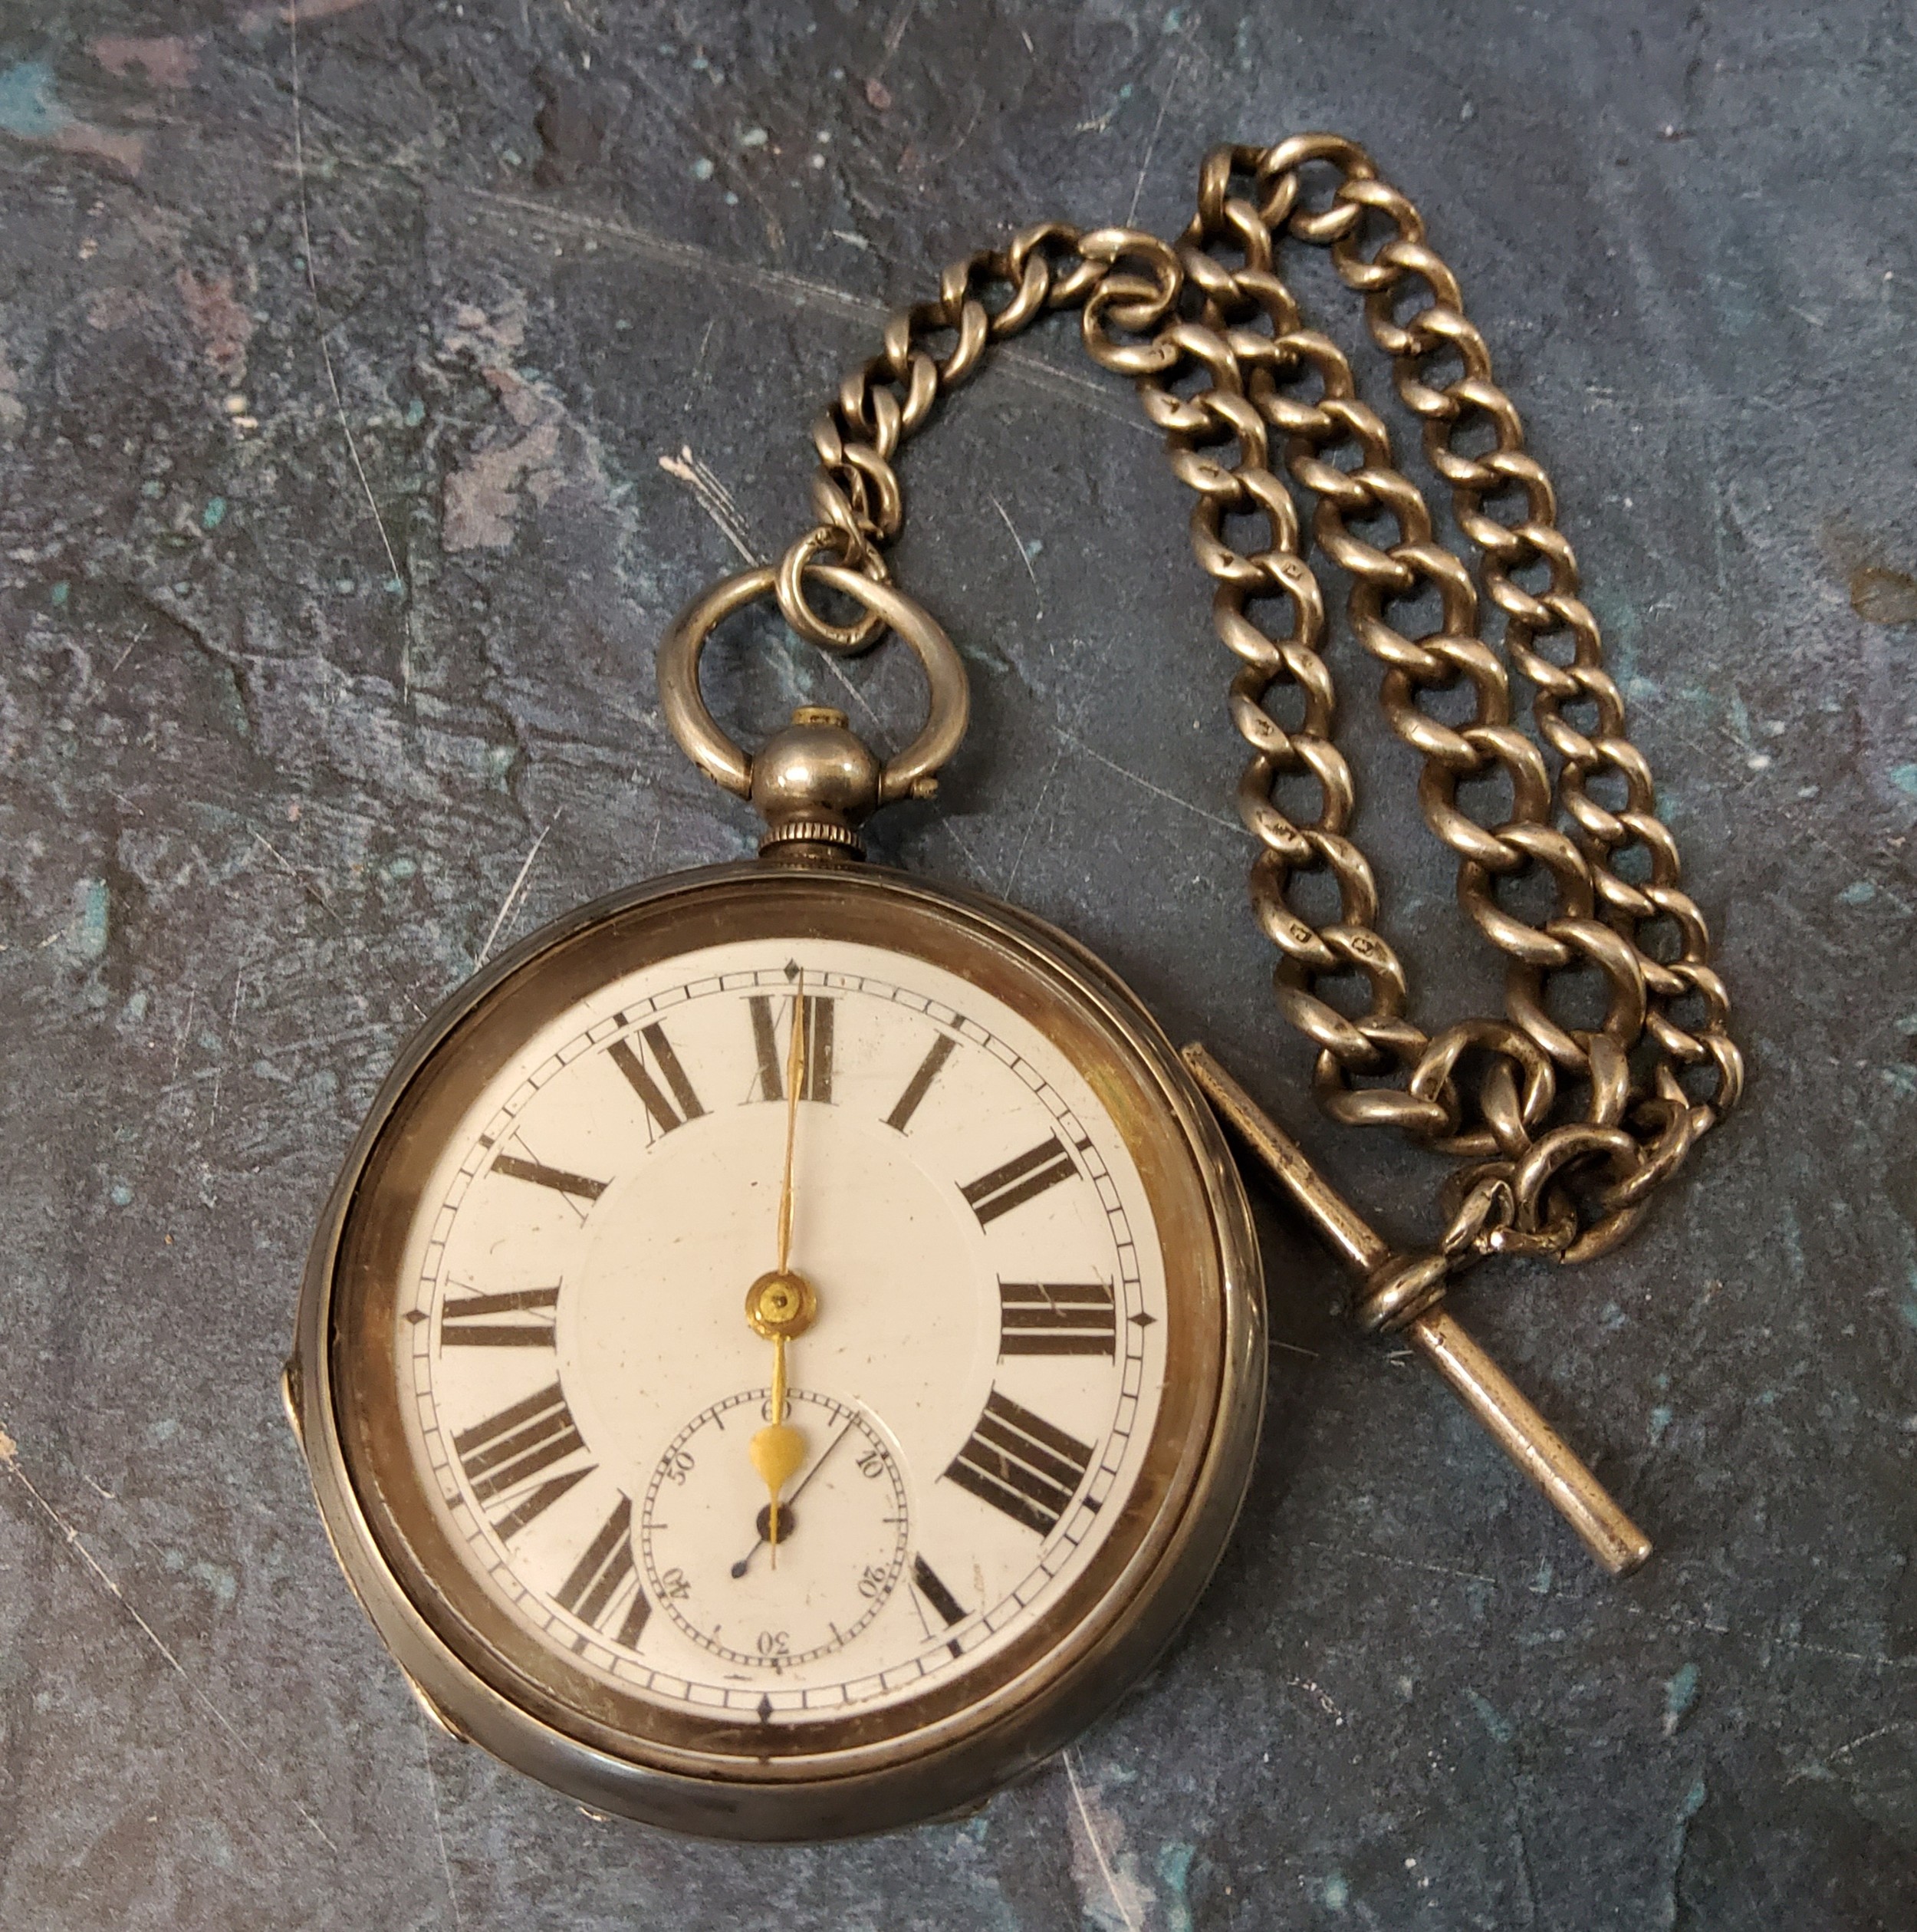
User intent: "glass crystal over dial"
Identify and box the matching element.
[387,931,1169,1720]
[315,865,1256,1835]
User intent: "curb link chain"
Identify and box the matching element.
[776,133,1744,1322]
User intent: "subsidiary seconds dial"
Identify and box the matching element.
[640,1388,909,1669]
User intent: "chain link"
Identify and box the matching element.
[782,134,1743,1305]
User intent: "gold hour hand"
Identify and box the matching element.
[746,1274,815,1554]
[746,979,817,1564]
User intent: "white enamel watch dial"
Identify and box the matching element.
[294,864,1262,1839]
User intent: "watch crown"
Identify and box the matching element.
[751,706,883,859]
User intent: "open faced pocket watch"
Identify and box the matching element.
[284,137,1741,1841]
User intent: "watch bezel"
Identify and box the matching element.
[291,859,1265,1840]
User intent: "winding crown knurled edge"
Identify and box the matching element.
[758,818,865,857]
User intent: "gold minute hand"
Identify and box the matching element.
[776,976,803,1276]
[745,978,816,1568]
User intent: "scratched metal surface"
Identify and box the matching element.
[2,2,1914,1927]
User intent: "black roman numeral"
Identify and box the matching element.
[454,1383,590,1540]
[912,1554,969,1657]
[440,1285,560,1348]
[960,1137,1077,1227]
[912,1553,974,1661]
[608,1024,704,1139]
[554,1497,651,1649]
[998,1281,1116,1358]
[488,1467,590,1540]
[943,1390,1093,1537]
[749,992,834,1104]
[912,1554,968,1627]
[492,1153,607,1205]
[885,1032,956,1133]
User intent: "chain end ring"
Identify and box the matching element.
[777,525,893,655]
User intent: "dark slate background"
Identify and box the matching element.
[2,2,1913,1926]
